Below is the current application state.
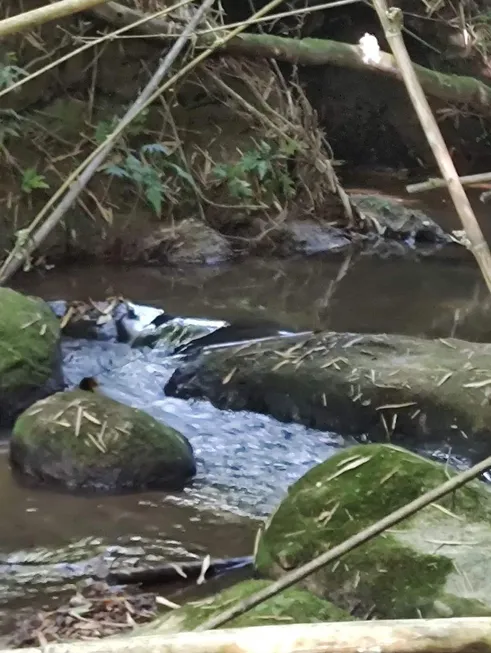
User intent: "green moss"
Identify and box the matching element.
[0,288,60,391]
[14,390,189,466]
[142,579,352,634]
[256,444,491,618]
[11,390,195,491]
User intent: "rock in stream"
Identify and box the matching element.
[166,331,491,460]
[0,288,63,427]
[255,443,491,619]
[10,389,196,492]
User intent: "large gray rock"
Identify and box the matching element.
[0,288,63,427]
[166,331,491,460]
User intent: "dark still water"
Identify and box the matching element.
[4,182,491,628]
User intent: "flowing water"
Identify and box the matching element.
[3,173,491,631]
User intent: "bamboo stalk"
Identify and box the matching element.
[0,0,286,285]
[0,0,109,37]
[195,452,491,631]
[0,1,195,101]
[371,0,491,294]
[407,171,491,194]
[3,618,491,653]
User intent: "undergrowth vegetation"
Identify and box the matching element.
[0,2,351,268]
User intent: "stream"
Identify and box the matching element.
[3,174,491,634]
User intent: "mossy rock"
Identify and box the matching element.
[138,579,352,634]
[350,194,450,243]
[166,331,491,461]
[0,288,63,427]
[10,390,196,493]
[256,443,491,619]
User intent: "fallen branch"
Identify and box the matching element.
[194,452,491,631]
[92,1,491,114]
[407,171,491,194]
[0,0,109,37]
[4,618,491,653]
[106,556,253,586]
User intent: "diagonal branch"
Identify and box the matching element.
[0,0,110,37]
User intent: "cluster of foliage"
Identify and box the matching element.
[98,109,299,216]
[213,139,298,202]
[0,56,49,195]
[0,52,299,214]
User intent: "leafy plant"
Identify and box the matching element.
[0,109,22,146]
[21,168,50,194]
[103,142,196,216]
[94,108,150,145]
[212,139,299,203]
[0,53,28,91]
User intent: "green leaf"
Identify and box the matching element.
[94,120,115,144]
[256,159,270,181]
[145,183,163,215]
[164,162,196,188]
[212,164,230,180]
[103,164,129,179]
[229,177,252,199]
[141,142,169,155]
[241,151,261,173]
[21,168,50,193]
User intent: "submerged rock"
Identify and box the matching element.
[166,331,491,460]
[122,310,294,355]
[138,579,351,633]
[350,193,451,245]
[49,299,136,341]
[256,443,491,619]
[0,288,63,427]
[10,390,196,493]
[126,316,223,352]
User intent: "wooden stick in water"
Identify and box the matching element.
[407,171,491,194]
[371,0,491,295]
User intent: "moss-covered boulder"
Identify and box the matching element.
[138,579,352,634]
[256,443,491,619]
[0,288,63,427]
[350,194,451,244]
[166,331,491,460]
[9,390,196,493]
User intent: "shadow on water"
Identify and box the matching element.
[6,177,491,627]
